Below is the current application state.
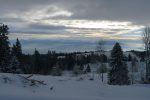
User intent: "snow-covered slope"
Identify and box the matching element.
[0,73,150,100]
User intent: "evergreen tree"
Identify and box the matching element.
[51,63,62,76]
[12,38,22,62]
[86,64,91,72]
[79,64,84,71]
[46,51,57,74]
[100,54,108,63]
[12,44,17,55]
[73,65,82,75]
[65,54,75,70]
[0,23,10,72]
[15,38,22,59]
[108,42,130,85]
[128,54,132,61]
[140,52,145,62]
[33,49,41,74]
[8,55,21,73]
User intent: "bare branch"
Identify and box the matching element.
[96,40,105,53]
[142,27,150,50]
[142,26,150,81]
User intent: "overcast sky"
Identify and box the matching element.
[0,0,149,53]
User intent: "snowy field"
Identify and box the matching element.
[0,73,150,100]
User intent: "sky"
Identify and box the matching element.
[0,0,149,53]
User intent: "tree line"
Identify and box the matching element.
[0,23,149,85]
[0,23,108,75]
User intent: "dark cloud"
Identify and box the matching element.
[1,0,147,53]
[8,22,66,34]
[28,23,66,30]
[70,0,150,25]
[0,0,150,24]
[0,17,25,23]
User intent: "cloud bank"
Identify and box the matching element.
[0,0,148,53]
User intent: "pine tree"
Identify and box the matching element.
[100,54,108,63]
[8,55,21,73]
[0,23,10,72]
[33,49,41,74]
[15,38,22,59]
[73,65,81,75]
[86,64,91,72]
[128,54,132,61]
[12,38,22,62]
[66,54,75,70]
[11,38,23,73]
[108,42,130,85]
[51,63,62,76]
[79,64,84,71]
[12,44,17,55]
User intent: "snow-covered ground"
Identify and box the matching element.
[0,73,150,100]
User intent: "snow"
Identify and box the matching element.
[0,73,150,100]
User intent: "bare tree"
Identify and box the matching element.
[96,40,105,82]
[96,40,105,54]
[142,27,150,81]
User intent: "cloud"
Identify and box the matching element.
[1,0,150,24]
[0,0,148,53]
